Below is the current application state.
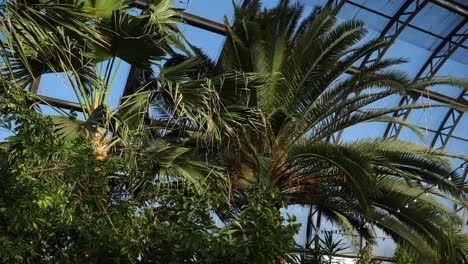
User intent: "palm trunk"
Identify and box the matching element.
[93,130,107,160]
[314,209,322,250]
[305,206,315,248]
[277,256,286,264]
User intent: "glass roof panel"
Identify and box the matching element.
[427,59,467,99]
[407,106,450,133]
[381,38,433,79]
[347,0,403,17]
[349,27,384,67]
[106,60,132,109]
[373,232,396,257]
[451,41,468,65]
[340,122,390,142]
[36,59,131,110]
[408,2,463,45]
[445,135,468,154]
[398,25,443,55]
[398,126,434,146]
[395,95,464,146]
[282,205,308,247]
[452,114,468,139]
[338,1,390,32]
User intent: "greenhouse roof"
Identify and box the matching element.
[35,0,468,163]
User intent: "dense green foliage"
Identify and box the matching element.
[0,0,467,263]
[394,246,416,264]
[0,93,299,262]
[0,0,300,262]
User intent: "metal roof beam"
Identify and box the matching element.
[430,90,467,149]
[407,88,468,108]
[177,12,226,35]
[346,0,468,49]
[429,0,468,17]
[333,0,429,143]
[132,0,227,35]
[415,125,468,143]
[384,18,468,139]
[31,3,466,116]
[36,95,82,111]
[356,0,429,69]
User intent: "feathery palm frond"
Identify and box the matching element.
[160,1,468,261]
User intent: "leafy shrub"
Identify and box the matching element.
[0,98,300,262]
[393,246,415,264]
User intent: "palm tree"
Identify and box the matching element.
[0,0,239,261]
[1,0,180,155]
[155,0,468,262]
[0,0,226,183]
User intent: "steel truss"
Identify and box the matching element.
[317,0,409,247]
[307,0,468,248]
[429,18,468,151]
[430,0,468,17]
[347,0,468,49]
[32,1,466,115]
[384,18,468,140]
[333,0,429,143]
[357,0,428,69]
[430,90,468,149]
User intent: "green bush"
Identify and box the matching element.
[393,246,415,264]
[0,99,300,262]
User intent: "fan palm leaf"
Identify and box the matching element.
[0,0,228,197]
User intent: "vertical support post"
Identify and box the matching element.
[305,206,315,248]
[30,77,41,94]
[314,209,322,251]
